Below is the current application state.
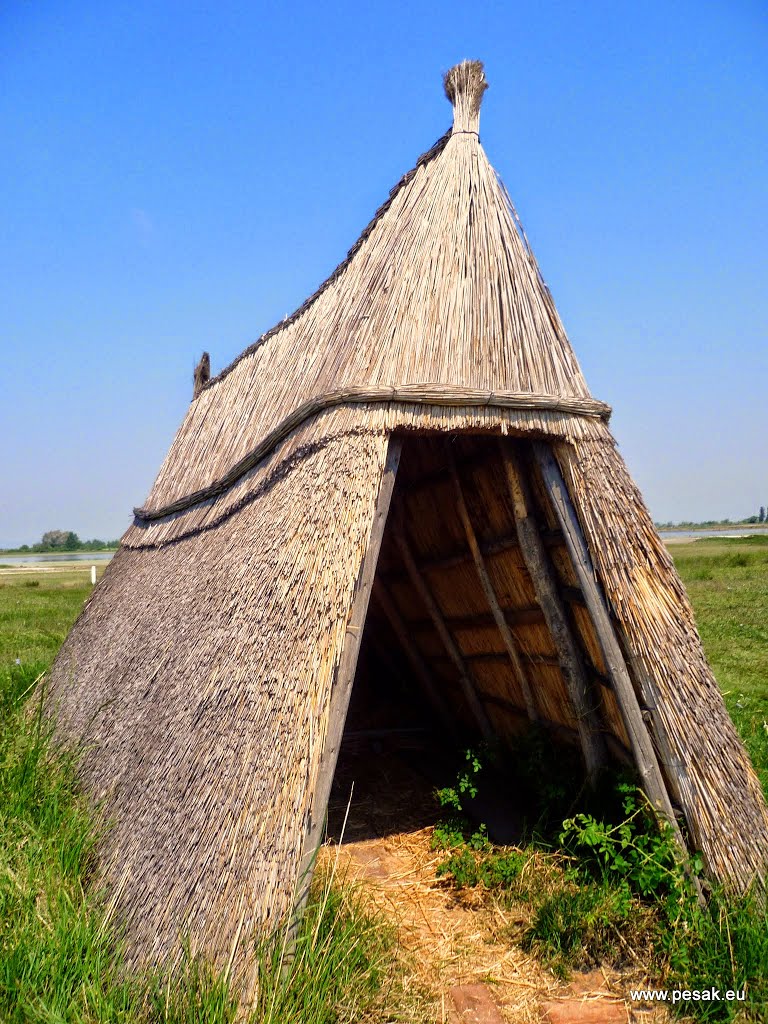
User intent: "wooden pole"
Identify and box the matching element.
[499,441,605,785]
[482,693,633,764]
[625,648,689,814]
[381,527,563,575]
[407,605,545,633]
[291,436,403,933]
[371,578,456,736]
[394,523,495,742]
[445,444,538,721]
[533,442,694,868]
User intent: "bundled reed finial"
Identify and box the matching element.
[443,59,487,134]
[193,351,210,399]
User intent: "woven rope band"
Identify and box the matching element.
[134,384,611,522]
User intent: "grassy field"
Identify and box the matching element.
[0,567,104,670]
[671,535,768,797]
[0,537,766,1021]
[673,535,768,692]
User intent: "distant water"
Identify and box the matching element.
[0,552,115,565]
[659,528,768,540]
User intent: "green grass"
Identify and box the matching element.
[671,536,768,797]
[0,538,766,1022]
[252,876,425,1024]
[671,536,768,697]
[435,773,768,1019]
[0,569,99,669]
[0,661,142,1023]
[0,569,429,1024]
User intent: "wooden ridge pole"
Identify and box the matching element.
[394,523,495,742]
[532,442,695,871]
[499,440,605,785]
[445,444,538,722]
[291,435,403,936]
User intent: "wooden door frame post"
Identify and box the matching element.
[291,435,403,934]
[533,442,693,868]
[445,442,539,722]
[500,441,605,785]
[394,524,495,743]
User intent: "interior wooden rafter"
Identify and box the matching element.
[351,431,630,770]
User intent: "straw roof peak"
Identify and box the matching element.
[444,59,488,133]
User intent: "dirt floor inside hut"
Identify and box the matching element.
[318,743,669,1023]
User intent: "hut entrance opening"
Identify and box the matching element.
[325,433,637,851]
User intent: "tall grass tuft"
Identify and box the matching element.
[252,875,409,1024]
[0,663,142,1022]
[0,662,424,1023]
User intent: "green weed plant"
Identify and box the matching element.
[432,752,766,1019]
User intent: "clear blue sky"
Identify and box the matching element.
[1,1,766,547]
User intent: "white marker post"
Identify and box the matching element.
[91,565,96,585]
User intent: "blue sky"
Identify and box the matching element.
[1,1,766,547]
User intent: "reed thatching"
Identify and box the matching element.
[47,59,768,993]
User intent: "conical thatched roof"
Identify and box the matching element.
[48,61,768,990]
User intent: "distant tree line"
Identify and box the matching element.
[10,531,120,553]
[655,508,767,529]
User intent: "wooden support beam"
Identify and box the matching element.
[481,694,633,765]
[628,652,690,821]
[459,651,561,668]
[533,442,694,871]
[499,441,605,785]
[394,522,495,742]
[409,605,545,633]
[446,444,538,722]
[430,650,612,689]
[485,529,566,559]
[292,436,402,933]
[371,578,456,736]
[399,444,500,496]
[381,527,565,576]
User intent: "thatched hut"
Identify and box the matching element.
[48,60,767,984]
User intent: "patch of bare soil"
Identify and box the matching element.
[320,747,665,1023]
